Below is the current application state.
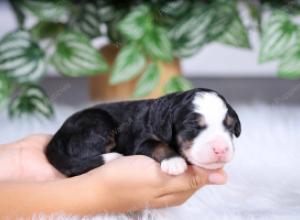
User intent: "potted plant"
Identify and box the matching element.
[1,0,299,118]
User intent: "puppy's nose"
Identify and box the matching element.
[209,138,229,156]
[212,146,228,155]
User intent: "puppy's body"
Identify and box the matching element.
[46,88,241,177]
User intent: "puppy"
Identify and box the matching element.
[46,88,241,176]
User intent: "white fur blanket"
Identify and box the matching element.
[1,103,300,220]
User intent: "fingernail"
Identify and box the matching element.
[208,173,225,184]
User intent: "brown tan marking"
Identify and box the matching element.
[105,133,116,152]
[152,143,176,162]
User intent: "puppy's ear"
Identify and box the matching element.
[233,115,241,137]
[225,105,241,137]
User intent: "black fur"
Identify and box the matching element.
[46,88,241,177]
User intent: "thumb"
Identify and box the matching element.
[190,166,227,188]
[192,166,227,185]
[207,169,227,185]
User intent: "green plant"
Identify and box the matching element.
[0,0,299,118]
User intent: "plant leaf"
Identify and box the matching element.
[51,31,108,77]
[70,3,101,38]
[134,63,160,97]
[105,7,125,43]
[205,2,235,42]
[118,5,152,41]
[9,84,53,118]
[143,27,173,61]
[160,0,190,17]
[107,20,123,43]
[164,76,193,94]
[9,0,25,27]
[96,1,118,22]
[169,4,215,57]
[169,2,236,57]
[0,30,46,83]
[31,22,65,40]
[19,0,69,22]
[278,48,300,79]
[110,44,146,84]
[217,14,251,49]
[0,73,13,110]
[259,12,298,63]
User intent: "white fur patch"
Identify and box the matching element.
[183,91,234,168]
[193,92,228,124]
[102,153,123,163]
[161,157,188,175]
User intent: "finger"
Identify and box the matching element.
[207,169,227,185]
[192,166,227,185]
[160,166,227,194]
[151,190,196,209]
[159,166,208,194]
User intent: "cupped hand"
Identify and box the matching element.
[0,134,227,212]
[85,155,227,212]
[0,134,64,181]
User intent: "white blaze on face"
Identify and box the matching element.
[184,92,234,169]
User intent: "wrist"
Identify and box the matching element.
[81,168,132,214]
[78,170,110,214]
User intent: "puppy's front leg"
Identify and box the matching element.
[138,141,188,175]
[160,156,188,176]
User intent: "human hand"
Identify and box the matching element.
[0,134,64,181]
[0,135,227,213]
[84,155,227,212]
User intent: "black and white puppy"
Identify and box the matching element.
[46,88,241,177]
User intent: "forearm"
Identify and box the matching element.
[0,175,104,219]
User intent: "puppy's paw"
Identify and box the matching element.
[161,157,188,175]
[102,153,123,163]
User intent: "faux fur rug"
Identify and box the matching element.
[1,103,300,220]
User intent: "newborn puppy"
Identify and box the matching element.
[46,88,241,176]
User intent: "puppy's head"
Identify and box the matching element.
[175,89,241,169]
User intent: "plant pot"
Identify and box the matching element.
[89,44,181,101]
